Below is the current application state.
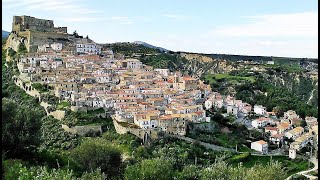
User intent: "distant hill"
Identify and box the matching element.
[2,30,10,38]
[102,42,163,56]
[176,51,318,64]
[133,41,168,52]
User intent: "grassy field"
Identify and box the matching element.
[237,144,256,152]
[263,64,304,73]
[204,73,256,84]
[57,101,71,110]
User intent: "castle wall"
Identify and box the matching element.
[28,31,69,53]
[62,124,102,136]
[13,16,55,33]
[113,119,159,140]
[10,16,69,53]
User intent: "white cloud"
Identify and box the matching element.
[211,12,317,38]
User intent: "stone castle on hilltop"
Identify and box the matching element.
[12,16,67,34]
[6,15,83,53]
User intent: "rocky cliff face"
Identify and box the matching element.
[179,53,237,77]
[178,52,318,106]
[261,71,318,106]
[6,33,26,53]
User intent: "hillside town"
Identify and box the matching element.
[12,39,318,158]
[5,16,318,180]
[6,16,318,160]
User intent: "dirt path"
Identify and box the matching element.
[286,157,318,180]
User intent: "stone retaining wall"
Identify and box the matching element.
[62,124,102,136]
[113,119,159,140]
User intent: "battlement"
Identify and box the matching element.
[12,15,67,34]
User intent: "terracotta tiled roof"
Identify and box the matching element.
[255,140,267,145]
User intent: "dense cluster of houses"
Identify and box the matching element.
[204,91,318,156]
[204,93,252,117]
[16,46,212,136]
[14,41,318,157]
[249,109,318,157]
[37,41,102,55]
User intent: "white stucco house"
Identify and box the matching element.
[76,43,101,54]
[253,105,267,115]
[251,140,268,154]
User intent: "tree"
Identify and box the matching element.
[176,165,201,180]
[225,115,236,124]
[124,158,174,180]
[3,160,76,180]
[300,120,307,128]
[70,138,122,178]
[18,43,27,54]
[189,140,203,165]
[7,48,16,57]
[200,160,286,180]
[211,113,224,123]
[2,98,43,157]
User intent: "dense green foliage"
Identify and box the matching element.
[204,73,256,85]
[2,98,44,157]
[62,110,114,128]
[124,158,174,180]
[70,138,122,178]
[31,83,49,93]
[139,53,189,72]
[202,67,317,118]
[201,160,286,180]
[103,42,160,56]
[41,93,59,105]
[39,116,79,152]
[234,75,318,118]
[7,48,16,57]
[102,131,141,156]
[2,49,46,158]
[226,153,310,176]
[187,116,262,149]
[57,101,71,110]
[18,42,27,54]
[3,159,107,180]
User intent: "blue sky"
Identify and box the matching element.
[3,0,318,58]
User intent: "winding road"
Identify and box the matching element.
[286,156,318,180]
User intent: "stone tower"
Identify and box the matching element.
[8,15,69,53]
[12,15,67,34]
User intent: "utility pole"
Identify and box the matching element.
[195,156,197,166]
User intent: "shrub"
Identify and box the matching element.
[124,158,174,180]
[70,138,122,178]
